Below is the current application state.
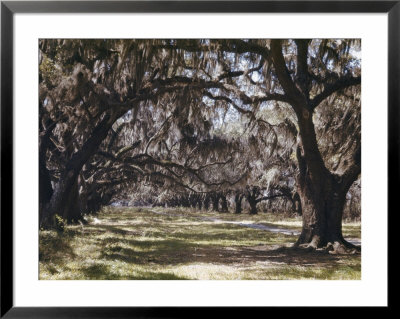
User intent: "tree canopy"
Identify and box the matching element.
[39,39,361,254]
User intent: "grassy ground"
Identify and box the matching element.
[39,207,361,280]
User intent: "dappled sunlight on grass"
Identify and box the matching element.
[39,206,361,280]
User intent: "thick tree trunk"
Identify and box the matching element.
[39,156,53,217]
[212,193,220,212]
[292,192,302,216]
[39,121,56,223]
[181,195,190,207]
[203,195,210,210]
[294,114,360,253]
[247,196,258,215]
[84,183,105,215]
[220,195,228,213]
[41,168,83,227]
[60,178,83,223]
[86,191,101,214]
[295,172,359,252]
[296,169,343,247]
[234,194,243,214]
[40,113,116,228]
[270,39,361,253]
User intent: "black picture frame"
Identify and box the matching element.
[1,1,394,317]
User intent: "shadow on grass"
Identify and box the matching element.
[81,219,360,270]
[96,224,143,236]
[97,236,360,270]
[81,263,189,280]
[99,238,198,265]
[40,207,361,279]
[39,230,76,264]
[254,246,361,267]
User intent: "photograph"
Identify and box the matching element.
[38,39,362,280]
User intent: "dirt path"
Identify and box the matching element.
[150,209,361,246]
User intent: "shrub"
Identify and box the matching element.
[54,214,65,232]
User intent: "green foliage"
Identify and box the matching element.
[39,54,60,88]
[53,214,65,232]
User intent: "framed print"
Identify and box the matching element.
[1,0,395,317]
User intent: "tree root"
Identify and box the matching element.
[293,239,361,255]
[326,240,360,255]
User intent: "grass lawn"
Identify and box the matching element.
[39,207,361,280]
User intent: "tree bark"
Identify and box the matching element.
[292,192,302,216]
[39,121,56,222]
[220,194,228,213]
[294,115,360,252]
[197,197,203,210]
[270,39,361,253]
[234,193,243,214]
[203,194,210,210]
[40,112,118,228]
[60,178,82,223]
[247,196,258,215]
[211,193,220,212]
[39,154,53,217]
